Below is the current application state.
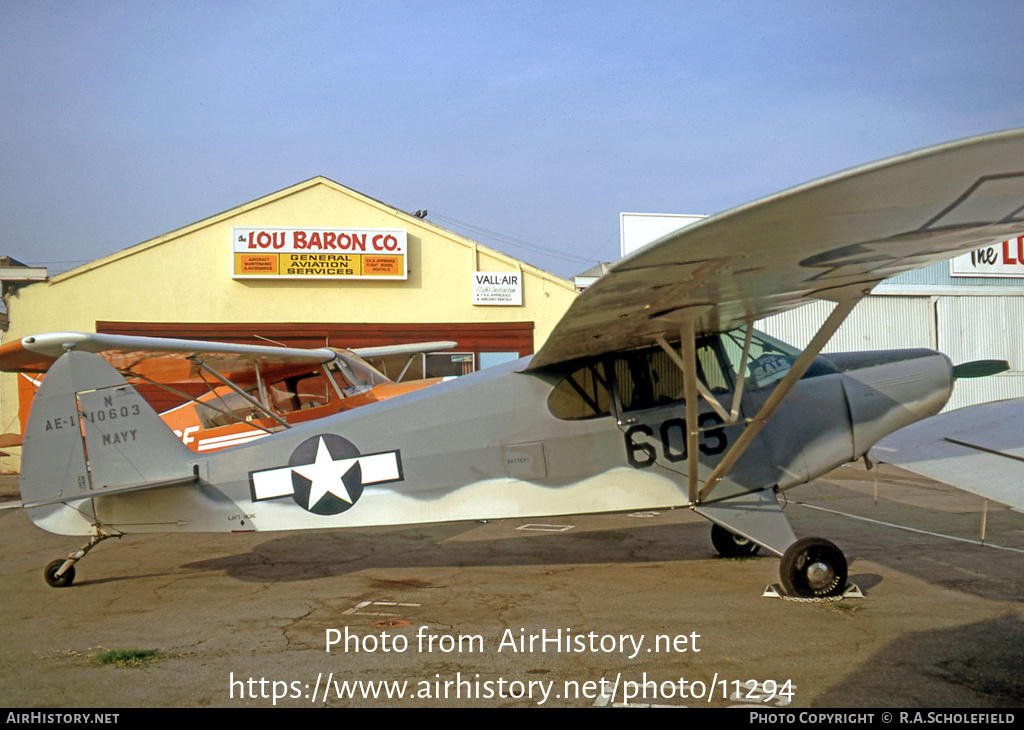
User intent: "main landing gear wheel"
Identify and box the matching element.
[44,559,76,588]
[780,537,847,598]
[710,523,761,557]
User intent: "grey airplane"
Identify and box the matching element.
[15,129,1024,597]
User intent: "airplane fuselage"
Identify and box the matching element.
[26,333,955,562]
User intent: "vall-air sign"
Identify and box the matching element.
[472,271,522,305]
[232,227,408,280]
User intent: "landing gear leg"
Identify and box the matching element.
[43,532,115,588]
[780,537,847,598]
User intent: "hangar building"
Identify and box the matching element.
[0,177,579,469]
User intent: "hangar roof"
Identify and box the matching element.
[49,176,574,291]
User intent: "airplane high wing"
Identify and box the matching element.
[0,333,456,452]
[870,399,1024,512]
[16,129,1024,598]
[531,131,1024,368]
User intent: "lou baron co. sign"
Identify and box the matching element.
[232,227,407,280]
[950,237,1024,278]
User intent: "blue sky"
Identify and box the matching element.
[2,1,1023,278]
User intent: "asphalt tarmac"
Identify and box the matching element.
[1,463,1022,708]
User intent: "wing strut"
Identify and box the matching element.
[396,353,422,382]
[189,356,292,429]
[676,316,701,503]
[729,324,754,422]
[254,360,270,410]
[654,334,732,423]
[697,296,860,502]
[122,370,280,435]
[322,363,348,401]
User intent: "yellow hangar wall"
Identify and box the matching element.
[5,177,577,335]
[1,177,579,469]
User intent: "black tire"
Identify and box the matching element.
[711,523,761,557]
[44,559,75,588]
[780,537,847,598]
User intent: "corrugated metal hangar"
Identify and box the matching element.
[759,248,1024,412]
[621,214,1024,412]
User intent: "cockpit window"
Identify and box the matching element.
[614,338,733,412]
[268,373,331,413]
[547,328,827,421]
[547,337,734,420]
[614,348,683,412]
[547,361,612,420]
[192,352,392,428]
[195,391,263,428]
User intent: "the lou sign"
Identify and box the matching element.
[950,237,1024,278]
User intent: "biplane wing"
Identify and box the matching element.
[0,332,457,451]
[0,332,456,383]
[531,129,1024,369]
[870,399,1024,512]
[0,332,337,383]
[349,341,461,382]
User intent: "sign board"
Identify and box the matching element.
[232,227,407,280]
[950,237,1024,278]
[472,271,522,306]
[620,213,706,257]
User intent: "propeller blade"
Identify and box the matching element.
[953,359,1010,379]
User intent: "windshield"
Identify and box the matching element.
[331,350,390,391]
[718,327,801,389]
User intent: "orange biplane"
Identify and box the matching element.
[0,332,455,453]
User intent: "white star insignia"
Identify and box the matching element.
[291,437,358,506]
[249,437,402,510]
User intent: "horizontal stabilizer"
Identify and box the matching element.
[21,473,198,510]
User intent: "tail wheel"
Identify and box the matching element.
[780,537,847,598]
[710,523,761,557]
[44,559,76,588]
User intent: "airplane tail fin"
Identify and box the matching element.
[20,350,195,522]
